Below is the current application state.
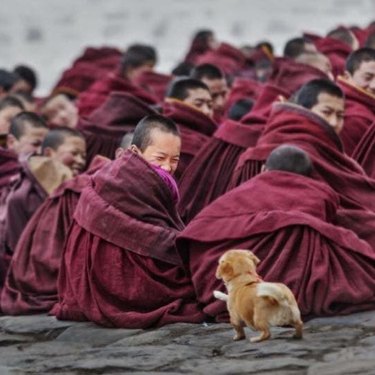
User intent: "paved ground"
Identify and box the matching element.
[0,311,374,374]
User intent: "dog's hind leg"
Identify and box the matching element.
[250,314,271,342]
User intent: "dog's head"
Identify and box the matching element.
[215,249,260,282]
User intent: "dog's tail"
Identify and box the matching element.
[213,290,228,302]
[256,282,293,308]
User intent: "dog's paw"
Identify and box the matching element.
[233,334,246,341]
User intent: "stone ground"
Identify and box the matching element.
[0,311,374,374]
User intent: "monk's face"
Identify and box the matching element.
[132,128,181,175]
[310,93,345,134]
[346,60,375,96]
[41,94,78,128]
[201,77,229,116]
[0,106,23,135]
[183,88,214,118]
[7,123,48,156]
[47,136,86,176]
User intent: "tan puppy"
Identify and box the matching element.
[214,249,303,343]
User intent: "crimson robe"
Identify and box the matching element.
[337,77,375,155]
[230,103,375,248]
[352,122,375,178]
[162,100,217,179]
[178,119,263,223]
[77,72,157,117]
[177,171,375,320]
[78,91,157,164]
[72,46,122,71]
[0,157,108,315]
[52,151,205,328]
[133,71,172,102]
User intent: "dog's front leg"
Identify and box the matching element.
[230,316,245,341]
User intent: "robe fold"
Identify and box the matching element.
[78,91,157,163]
[0,157,109,315]
[352,122,375,178]
[52,151,205,328]
[230,103,375,248]
[77,72,157,117]
[178,119,263,223]
[133,71,172,102]
[177,171,375,320]
[162,100,217,179]
[337,77,375,155]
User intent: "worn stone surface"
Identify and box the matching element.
[0,311,374,374]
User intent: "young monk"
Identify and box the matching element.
[163,78,217,178]
[178,145,375,320]
[40,94,79,129]
[3,127,86,255]
[52,115,205,328]
[338,48,375,155]
[190,63,229,122]
[77,44,158,116]
[0,96,24,146]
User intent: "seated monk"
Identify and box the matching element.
[3,127,86,256]
[51,115,206,328]
[177,145,375,320]
[230,79,375,249]
[0,96,24,146]
[163,78,217,179]
[0,154,109,315]
[338,48,375,155]
[77,44,158,116]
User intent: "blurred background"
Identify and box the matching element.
[1,0,374,95]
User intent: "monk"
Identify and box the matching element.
[3,127,86,255]
[283,37,318,59]
[77,44,158,116]
[40,94,79,129]
[0,96,24,146]
[11,65,38,96]
[177,145,375,320]
[52,115,206,328]
[0,70,18,99]
[190,63,229,122]
[163,78,217,178]
[338,48,375,155]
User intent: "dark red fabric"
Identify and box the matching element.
[315,36,353,77]
[78,91,157,164]
[196,43,246,75]
[52,151,205,328]
[178,119,263,223]
[224,78,262,115]
[268,57,329,96]
[77,73,158,117]
[52,62,106,98]
[0,149,20,189]
[162,100,217,179]
[352,122,375,178]
[134,71,172,102]
[350,26,369,47]
[0,157,109,315]
[230,103,375,248]
[177,171,375,320]
[72,46,122,71]
[337,77,375,155]
[184,37,213,65]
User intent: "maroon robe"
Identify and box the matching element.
[352,122,375,178]
[177,171,375,320]
[178,119,263,223]
[78,91,157,164]
[52,151,205,328]
[0,157,109,315]
[72,46,122,71]
[230,103,375,248]
[133,71,172,102]
[337,77,375,155]
[315,36,352,77]
[77,72,157,117]
[162,100,217,179]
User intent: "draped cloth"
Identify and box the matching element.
[177,171,375,320]
[0,157,109,315]
[77,72,157,117]
[337,77,375,155]
[52,151,205,328]
[178,119,263,223]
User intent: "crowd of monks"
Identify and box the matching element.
[1,22,375,328]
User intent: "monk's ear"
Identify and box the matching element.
[6,134,16,150]
[130,144,141,155]
[343,70,352,80]
[216,261,233,279]
[115,147,125,160]
[43,146,54,157]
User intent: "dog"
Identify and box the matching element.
[214,249,303,343]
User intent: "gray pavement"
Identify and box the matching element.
[0,311,374,374]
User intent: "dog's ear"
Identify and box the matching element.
[247,251,261,265]
[216,261,233,279]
